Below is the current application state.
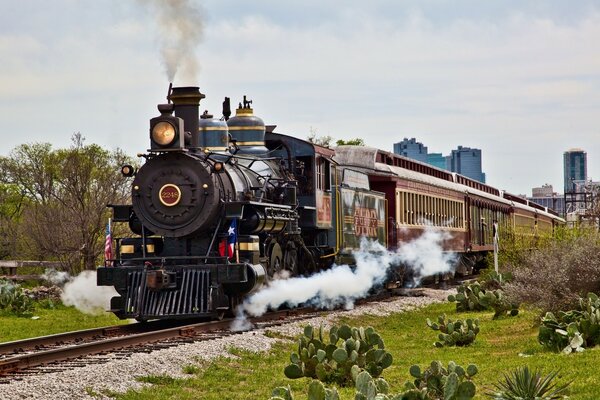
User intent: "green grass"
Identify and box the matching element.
[113,301,599,400]
[0,303,129,343]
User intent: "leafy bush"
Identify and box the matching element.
[426,314,479,347]
[503,233,600,314]
[538,293,600,353]
[284,324,393,386]
[407,360,478,399]
[487,366,571,399]
[0,279,34,317]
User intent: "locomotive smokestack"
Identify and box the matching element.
[168,86,205,150]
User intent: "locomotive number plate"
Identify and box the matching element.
[159,184,182,207]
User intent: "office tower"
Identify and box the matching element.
[563,149,587,193]
[426,153,446,169]
[446,146,486,183]
[393,138,428,163]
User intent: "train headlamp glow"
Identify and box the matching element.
[213,162,223,172]
[151,121,176,146]
[121,164,135,177]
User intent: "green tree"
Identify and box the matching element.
[0,183,25,259]
[336,138,365,146]
[0,133,133,272]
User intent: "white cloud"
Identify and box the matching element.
[1,2,600,193]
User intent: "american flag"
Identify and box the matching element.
[219,219,237,260]
[104,221,113,266]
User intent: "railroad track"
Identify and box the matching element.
[0,307,323,382]
[0,282,460,382]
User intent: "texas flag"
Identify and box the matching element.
[219,219,237,260]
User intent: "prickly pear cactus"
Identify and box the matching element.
[354,370,398,400]
[270,385,294,400]
[408,361,477,400]
[539,292,600,353]
[427,314,479,347]
[284,324,393,386]
[447,276,519,318]
[447,282,487,312]
[269,381,339,400]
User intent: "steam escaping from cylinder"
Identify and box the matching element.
[232,225,456,331]
[61,270,119,315]
[141,0,204,83]
[41,268,70,286]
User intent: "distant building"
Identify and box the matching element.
[393,138,428,163]
[532,184,554,198]
[446,146,486,183]
[528,196,565,217]
[427,153,446,169]
[392,139,486,183]
[528,185,564,216]
[563,148,587,193]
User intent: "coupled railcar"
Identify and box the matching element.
[97,85,564,321]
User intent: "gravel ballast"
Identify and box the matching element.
[0,288,453,399]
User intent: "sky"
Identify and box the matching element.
[1,0,600,196]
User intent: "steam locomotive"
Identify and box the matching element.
[97,85,564,321]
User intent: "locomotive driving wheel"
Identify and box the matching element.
[268,242,284,278]
[283,242,298,277]
[267,241,299,278]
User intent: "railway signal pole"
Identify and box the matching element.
[493,221,499,273]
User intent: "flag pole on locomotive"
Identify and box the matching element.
[105,218,113,267]
[219,219,238,263]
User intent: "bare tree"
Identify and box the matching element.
[0,133,133,272]
[307,127,334,148]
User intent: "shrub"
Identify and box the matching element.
[284,324,393,386]
[426,314,479,347]
[0,279,34,317]
[487,366,571,399]
[503,232,600,314]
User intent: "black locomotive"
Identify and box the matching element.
[97,86,355,320]
[98,85,563,321]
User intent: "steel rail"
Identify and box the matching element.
[0,319,192,357]
[0,308,312,376]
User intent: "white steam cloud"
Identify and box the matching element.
[232,226,455,331]
[142,0,204,84]
[61,270,118,315]
[41,268,70,286]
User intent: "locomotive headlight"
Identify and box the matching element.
[213,162,223,172]
[151,121,176,146]
[121,164,135,177]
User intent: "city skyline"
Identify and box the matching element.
[1,1,600,195]
[393,138,486,184]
